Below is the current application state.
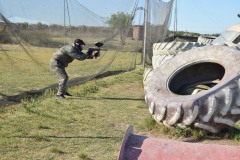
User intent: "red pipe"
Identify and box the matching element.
[118,125,240,160]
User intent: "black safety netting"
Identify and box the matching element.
[0,0,174,104]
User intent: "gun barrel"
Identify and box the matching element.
[90,48,108,50]
[88,48,100,51]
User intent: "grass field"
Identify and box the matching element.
[0,66,149,160]
[0,44,240,160]
[0,43,138,96]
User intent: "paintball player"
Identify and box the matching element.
[50,39,99,99]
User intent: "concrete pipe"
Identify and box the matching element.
[118,125,240,160]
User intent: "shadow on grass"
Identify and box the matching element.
[69,96,144,101]
[177,128,240,143]
[0,70,127,107]
[12,135,120,140]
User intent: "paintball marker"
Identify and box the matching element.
[87,42,104,59]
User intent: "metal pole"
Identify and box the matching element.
[64,0,66,44]
[142,0,149,68]
[174,0,178,33]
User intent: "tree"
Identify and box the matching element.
[107,12,132,45]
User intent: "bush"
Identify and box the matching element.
[18,30,63,47]
[0,31,13,44]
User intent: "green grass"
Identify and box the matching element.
[142,115,240,142]
[0,67,149,160]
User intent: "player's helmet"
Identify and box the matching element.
[74,39,85,47]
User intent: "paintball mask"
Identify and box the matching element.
[74,39,86,51]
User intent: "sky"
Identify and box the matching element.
[0,0,139,26]
[80,0,240,34]
[0,0,239,34]
[174,0,240,34]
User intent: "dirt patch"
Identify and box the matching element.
[101,82,144,98]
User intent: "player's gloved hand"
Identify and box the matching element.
[94,51,100,59]
[87,49,94,59]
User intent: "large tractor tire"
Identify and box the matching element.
[152,41,205,69]
[144,45,240,133]
[143,68,153,86]
[144,41,205,86]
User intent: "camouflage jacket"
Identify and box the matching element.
[50,45,89,67]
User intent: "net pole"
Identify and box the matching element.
[174,0,178,36]
[64,0,66,44]
[142,0,149,68]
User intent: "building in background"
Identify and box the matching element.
[132,25,144,40]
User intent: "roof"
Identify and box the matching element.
[227,23,240,32]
